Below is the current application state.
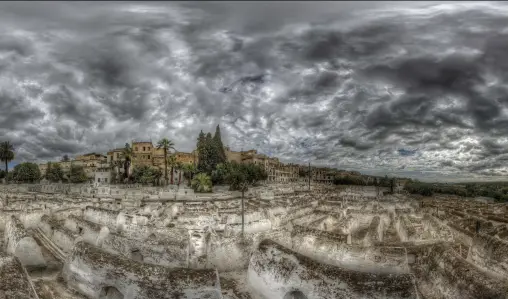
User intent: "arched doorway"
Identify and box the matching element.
[99,286,124,299]
[284,290,308,299]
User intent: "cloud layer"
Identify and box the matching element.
[1,1,508,182]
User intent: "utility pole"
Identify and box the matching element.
[240,182,247,239]
[241,188,245,238]
[308,162,311,191]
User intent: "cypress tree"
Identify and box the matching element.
[204,133,214,174]
[213,125,227,165]
[197,130,206,172]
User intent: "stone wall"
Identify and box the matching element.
[18,210,45,229]
[0,209,44,231]
[224,219,272,236]
[63,241,222,299]
[0,253,36,298]
[84,206,119,228]
[5,215,46,269]
[410,243,508,299]
[248,240,417,299]
[52,226,77,254]
[65,214,102,245]
[101,230,188,268]
[52,207,83,221]
[288,226,408,274]
[469,234,508,277]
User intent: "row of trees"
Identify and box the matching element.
[197,125,227,174]
[193,125,267,193]
[404,181,508,202]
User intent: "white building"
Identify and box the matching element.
[94,170,111,184]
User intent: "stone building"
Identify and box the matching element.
[75,153,107,179]
[132,141,154,168]
[174,151,195,165]
[225,147,243,164]
[312,167,335,184]
[106,148,124,164]
[38,154,100,180]
[94,168,111,184]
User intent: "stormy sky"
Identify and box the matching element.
[2,1,508,182]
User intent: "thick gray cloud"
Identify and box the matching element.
[2,1,508,182]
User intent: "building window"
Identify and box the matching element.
[135,147,138,151]
[105,178,108,183]
[143,147,146,151]
[148,155,150,159]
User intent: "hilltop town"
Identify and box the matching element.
[3,126,396,190]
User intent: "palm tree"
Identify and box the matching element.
[156,138,175,185]
[122,143,133,182]
[110,160,123,183]
[183,163,196,187]
[191,173,212,193]
[166,154,177,185]
[175,161,183,185]
[153,168,162,186]
[0,141,15,175]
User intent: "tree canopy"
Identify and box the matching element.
[192,173,212,193]
[10,162,41,183]
[131,165,162,185]
[69,165,88,183]
[46,162,64,182]
[197,125,228,175]
[213,161,267,191]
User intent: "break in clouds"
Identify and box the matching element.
[2,1,508,182]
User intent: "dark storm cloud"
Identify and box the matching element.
[0,92,45,130]
[1,1,508,181]
[339,137,374,151]
[0,34,33,56]
[398,149,417,157]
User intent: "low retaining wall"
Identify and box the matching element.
[248,240,417,299]
[470,234,508,277]
[52,226,76,254]
[0,210,44,231]
[5,216,46,269]
[411,243,508,299]
[63,241,222,299]
[52,207,83,221]
[84,206,119,228]
[289,226,407,274]
[65,214,102,245]
[0,253,37,298]
[101,230,188,268]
